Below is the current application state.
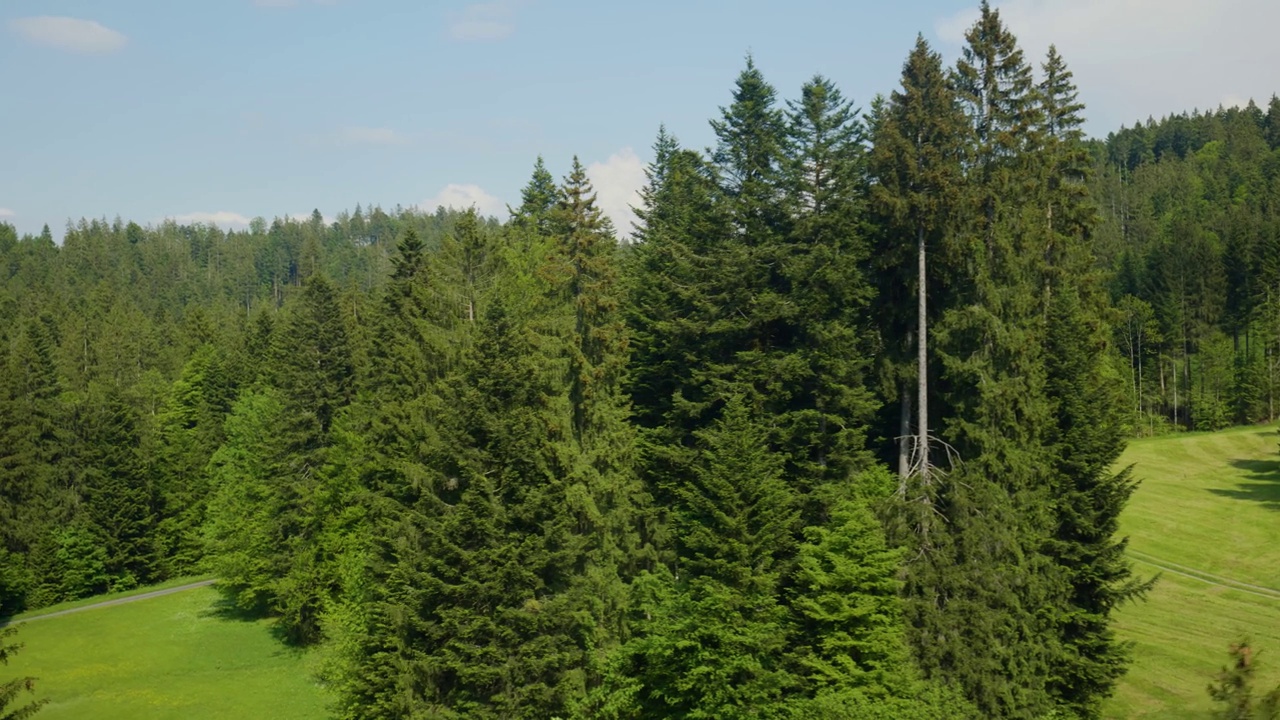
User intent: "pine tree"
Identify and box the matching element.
[1043,285,1148,718]
[79,388,157,590]
[344,288,580,719]
[868,34,968,494]
[781,75,877,498]
[1037,45,1092,276]
[1035,46,1149,718]
[510,156,560,235]
[154,344,235,575]
[267,273,356,643]
[551,153,646,620]
[206,274,356,643]
[787,493,909,698]
[955,0,1042,231]
[204,391,286,614]
[870,19,1075,718]
[626,135,732,444]
[712,56,788,245]
[1266,96,1280,149]
[603,399,797,719]
[625,136,733,567]
[0,320,64,609]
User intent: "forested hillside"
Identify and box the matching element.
[1096,97,1280,433]
[2,2,1278,718]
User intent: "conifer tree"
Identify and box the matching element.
[510,156,560,235]
[868,34,968,492]
[154,344,235,574]
[627,136,732,442]
[269,273,355,642]
[206,273,356,643]
[1032,45,1148,717]
[79,388,157,590]
[343,286,579,719]
[1037,45,1093,280]
[955,0,1042,231]
[0,320,64,609]
[203,390,285,614]
[604,399,796,719]
[781,75,877,497]
[1266,96,1280,149]
[1043,285,1147,718]
[712,56,788,245]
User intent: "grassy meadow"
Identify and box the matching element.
[1105,424,1280,718]
[3,584,331,719]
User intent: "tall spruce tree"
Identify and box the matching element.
[154,344,235,575]
[79,388,157,590]
[921,7,1066,716]
[0,320,65,610]
[1043,285,1147,718]
[205,273,356,643]
[780,75,877,498]
[868,34,968,500]
[269,272,356,643]
[602,399,797,719]
[549,157,644,697]
[1034,46,1148,718]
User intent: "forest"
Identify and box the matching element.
[2,2,1280,718]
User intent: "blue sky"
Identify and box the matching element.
[2,0,1277,239]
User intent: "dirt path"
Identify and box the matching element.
[1128,550,1280,601]
[13,579,217,623]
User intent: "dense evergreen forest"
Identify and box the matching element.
[3,3,1279,717]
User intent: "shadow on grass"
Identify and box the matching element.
[199,590,301,651]
[1208,458,1280,509]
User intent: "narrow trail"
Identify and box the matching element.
[1128,550,1280,601]
[11,579,217,623]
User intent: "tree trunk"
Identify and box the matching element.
[917,223,929,483]
[901,338,911,479]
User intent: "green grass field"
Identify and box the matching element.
[3,585,331,719]
[1105,424,1280,718]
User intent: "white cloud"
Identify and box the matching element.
[587,148,646,240]
[168,211,252,228]
[10,16,127,54]
[933,0,1280,132]
[450,1,522,41]
[0,209,14,219]
[422,184,504,216]
[337,126,409,146]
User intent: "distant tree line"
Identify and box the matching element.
[1097,95,1280,433]
[5,1,1279,717]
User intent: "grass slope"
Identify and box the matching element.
[3,585,331,719]
[1106,424,1280,719]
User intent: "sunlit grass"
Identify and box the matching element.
[3,585,331,720]
[1106,424,1280,718]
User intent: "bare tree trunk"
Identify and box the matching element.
[917,223,929,484]
[898,353,912,482]
[1137,333,1143,421]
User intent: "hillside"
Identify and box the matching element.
[1107,425,1280,718]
